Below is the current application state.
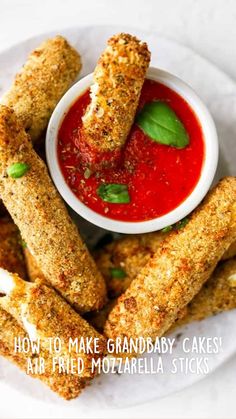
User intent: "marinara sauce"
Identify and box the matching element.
[58,79,205,222]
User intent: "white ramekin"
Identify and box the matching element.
[46,67,219,234]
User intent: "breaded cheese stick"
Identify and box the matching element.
[90,258,236,335]
[82,33,150,155]
[0,309,88,399]
[172,257,236,330]
[1,36,81,144]
[104,177,236,342]
[0,105,106,312]
[96,233,236,298]
[0,225,88,399]
[0,270,106,379]
[0,217,27,279]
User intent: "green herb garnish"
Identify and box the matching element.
[175,217,189,230]
[21,240,27,249]
[111,267,127,279]
[161,217,189,233]
[97,184,130,204]
[84,168,92,179]
[136,101,189,148]
[162,225,173,233]
[7,162,30,179]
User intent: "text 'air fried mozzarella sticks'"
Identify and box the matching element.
[95,232,236,298]
[0,270,106,378]
[0,219,87,399]
[82,33,150,156]
[1,36,81,144]
[0,105,106,312]
[104,177,236,341]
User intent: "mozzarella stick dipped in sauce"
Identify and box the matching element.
[104,177,236,342]
[0,270,107,379]
[81,33,150,166]
[95,232,236,298]
[0,105,106,312]
[1,36,81,144]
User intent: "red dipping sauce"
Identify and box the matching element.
[57,79,205,222]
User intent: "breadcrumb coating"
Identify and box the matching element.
[0,309,89,400]
[24,247,46,282]
[104,177,236,341]
[1,36,81,144]
[0,272,107,379]
[90,258,236,335]
[95,234,236,299]
[0,105,106,312]
[172,257,236,329]
[0,217,27,279]
[0,221,88,399]
[82,33,150,153]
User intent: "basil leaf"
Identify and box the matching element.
[175,217,189,230]
[97,184,130,204]
[84,167,92,179]
[136,101,189,148]
[7,162,30,179]
[161,225,173,233]
[111,267,127,279]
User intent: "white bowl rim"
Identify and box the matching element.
[46,67,219,234]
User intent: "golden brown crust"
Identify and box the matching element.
[0,222,87,399]
[82,33,150,152]
[24,248,46,282]
[0,217,27,279]
[95,232,165,297]
[0,273,107,379]
[0,105,106,312]
[2,36,81,144]
[104,178,236,341]
[0,308,88,400]
[172,257,236,329]
[95,233,236,299]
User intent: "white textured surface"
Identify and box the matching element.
[0,1,236,418]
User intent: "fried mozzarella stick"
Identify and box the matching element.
[171,257,236,330]
[89,258,236,333]
[0,270,106,379]
[82,33,150,156]
[104,177,236,341]
[95,232,236,298]
[0,221,86,399]
[0,106,106,312]
[0,309,89,399]
[1,36,81,144]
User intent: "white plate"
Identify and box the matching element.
[0,25,236,409]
